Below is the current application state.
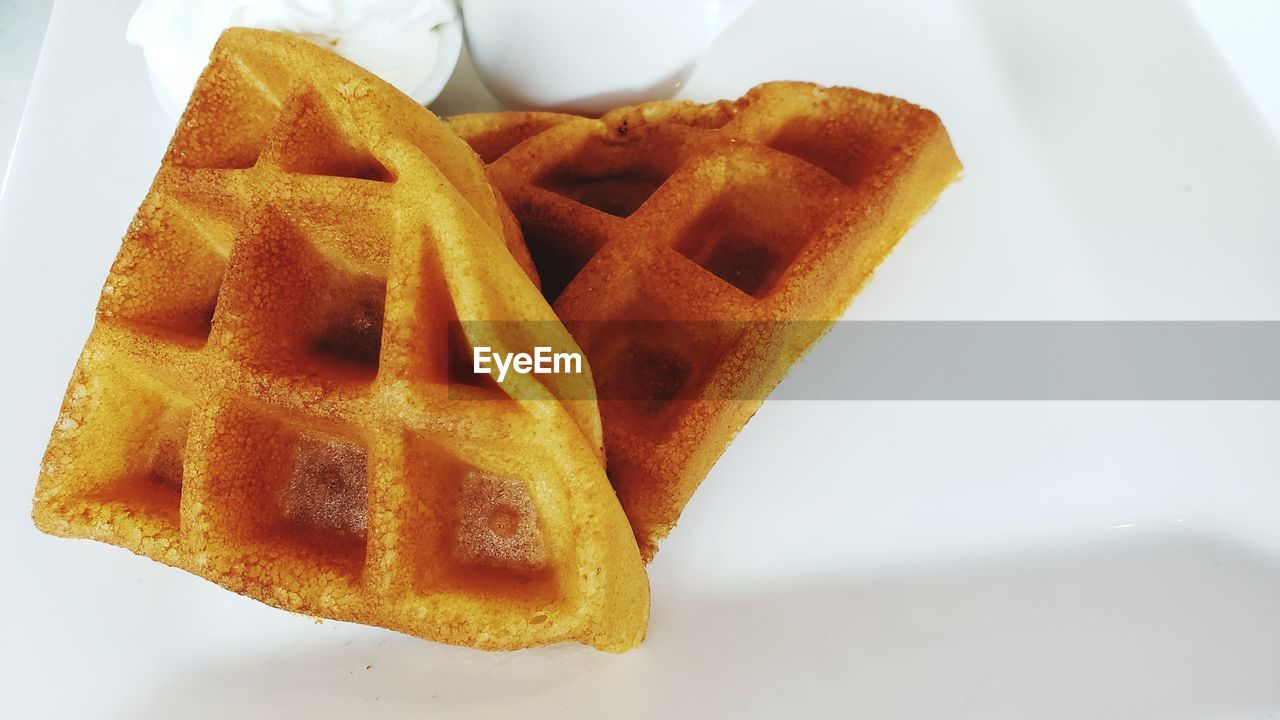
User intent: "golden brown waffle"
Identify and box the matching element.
[32,28,648,652]
[450,83,961,559]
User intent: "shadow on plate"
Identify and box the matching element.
[123,532,1280,719]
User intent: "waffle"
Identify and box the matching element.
[32,28,648,652]
[450,83,961,559]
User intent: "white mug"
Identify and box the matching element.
[459,0,756,114]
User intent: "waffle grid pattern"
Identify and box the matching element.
[453,83,962,558]
[33,29,647,652]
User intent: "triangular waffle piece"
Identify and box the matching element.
[32,28,647,652]
[450,83,962,559]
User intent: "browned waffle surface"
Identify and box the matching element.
[33,28,648,652]
[451,82,962,559]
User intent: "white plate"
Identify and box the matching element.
[2,1,1280,718]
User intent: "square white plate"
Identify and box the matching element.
[2,1,1279,717]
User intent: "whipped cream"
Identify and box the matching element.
[127,0,461,117]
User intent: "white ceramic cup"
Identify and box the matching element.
[459,0,756,114]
